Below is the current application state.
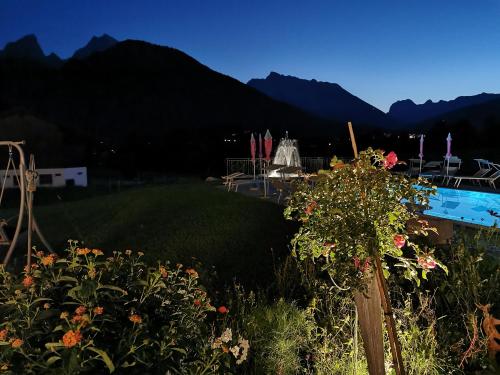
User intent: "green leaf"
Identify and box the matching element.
[46,356,61,366]
[422,270,427,280]
[88,347,115,373]
[58,276,78,283]
[52,325,64,332]
[45,342,64,350]
[32,298,53,304]
[97,285,127,294]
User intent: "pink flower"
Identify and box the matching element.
[383,151,398,169]
[393,234,406,249]
[353,256,361,269]
[417,256,437,270]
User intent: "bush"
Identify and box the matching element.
[245,299,315,375]
[0,241,248,374]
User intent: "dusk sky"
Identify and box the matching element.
[1,0,500,111]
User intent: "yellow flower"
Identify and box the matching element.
[138,251,144,256]
[60,311,69,319]
[88,268,96,279]
[10,338,23,348]
[129,314,142,324]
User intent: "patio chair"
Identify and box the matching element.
[221,172,244,191]
[451,159,492,187]
[420,157,461,185]
[453,166,500,189]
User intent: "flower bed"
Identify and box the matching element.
[0,242,247,373]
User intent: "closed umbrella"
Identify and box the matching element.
[259,133,263,159]
[446,133,452,175]
[419,134,424,173]
[250,133,256,179]
[264,129,273,162]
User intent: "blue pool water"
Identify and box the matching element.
[424,187,500,227]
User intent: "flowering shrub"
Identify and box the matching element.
[284,148,447,290]
[0,241,247,374]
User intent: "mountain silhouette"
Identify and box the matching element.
[0,34,62,67]
[248,72,395,128]
[0,40,336,174]
[72,34,118,59]
[388,93,500,124]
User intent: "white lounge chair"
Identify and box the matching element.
[453,164,500,189]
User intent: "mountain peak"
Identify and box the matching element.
[0,34,45,61]
[72,34,118,59]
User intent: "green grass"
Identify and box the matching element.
[12,183,296,287]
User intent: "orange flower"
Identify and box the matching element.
[217,306,229,314]
[41,254,56,266]
[93,306,104,315]
[75,306,86,315]
[36,250,44,257]
[62,330,82,348]
[10,338,23,348]
[159,266,168,278]
[186,268,199,278]
[129,314,142,324]
[22,276,34,288]
[193,299,201,306]
[92,249,103,256]
[43,303,51,310]
[0,329,8,341]
[304,201,318,215]
[76,248,91,255]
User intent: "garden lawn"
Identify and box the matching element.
[26,183,296,287]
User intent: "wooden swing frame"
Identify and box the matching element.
[0,141,52,268]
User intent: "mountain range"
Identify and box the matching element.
[0,36,335,174]
[388,93,500,124]
[0,33,499,173]
[0,34,118,67]
[248,72,394,128]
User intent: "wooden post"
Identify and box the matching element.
[375,256,406,375]
[348,121,358,158]
[347,123,406,375]
[354,274,386,375]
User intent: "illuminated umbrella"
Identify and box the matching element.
[445,133,452,175]
[418,134,424,173]
[258,133,263,159]
[250,133,256,179]
[264,129,273,162]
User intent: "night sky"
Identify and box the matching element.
[1,0,499,111]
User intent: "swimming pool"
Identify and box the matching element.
[424,187,500,227]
